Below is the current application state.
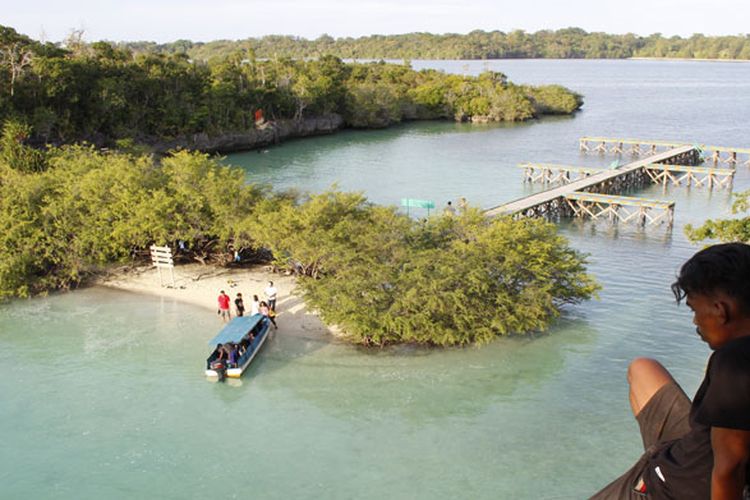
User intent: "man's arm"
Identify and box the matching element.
[711,426,750,500]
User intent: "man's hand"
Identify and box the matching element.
[712,426,750,500]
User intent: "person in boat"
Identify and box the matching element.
[590,243,750,499]
[235,293,245,317]
[226,343,238,368]
[259,301,278,330]
[209,343,227,369]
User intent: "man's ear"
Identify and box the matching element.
[713,295,736,325]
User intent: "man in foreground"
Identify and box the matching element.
[591,242,750,499]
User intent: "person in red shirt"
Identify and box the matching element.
[217,290,231,322]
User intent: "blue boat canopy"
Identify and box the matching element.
[208,314,264,346]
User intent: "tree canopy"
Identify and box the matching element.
[0,123,599,345]
[122,29,750,62]
[0,26,582,149]
[686,190,750,244]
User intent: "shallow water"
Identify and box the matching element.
[2,59,750,499]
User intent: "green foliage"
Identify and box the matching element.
[525,85,585,115]
[0,26,583,146]
[250,191,599,346]
[0,131,599,345]
[685,190,750,243]
[0,140,263,297]
[131,29,750,62]
[345,82,404,128]
[0,120,46,172]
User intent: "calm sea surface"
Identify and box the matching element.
[2,60,750,499]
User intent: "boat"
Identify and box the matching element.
[205,314,271,380]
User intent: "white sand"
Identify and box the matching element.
[96,263,335,340]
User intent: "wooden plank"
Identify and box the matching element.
[580,137,750,155]
[645,164,735,175]
[564,192,674,209]
[518,163,603,174]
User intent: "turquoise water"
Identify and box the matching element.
[2,60,750,499]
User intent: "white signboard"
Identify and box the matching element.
[150,245,175,287]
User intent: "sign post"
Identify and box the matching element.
[150,245,175,288]
[401,198,435,217]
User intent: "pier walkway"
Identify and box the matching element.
[485,145,695,219]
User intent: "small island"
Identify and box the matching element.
[0,25,582,155]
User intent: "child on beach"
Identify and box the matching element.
[259,301,278,330]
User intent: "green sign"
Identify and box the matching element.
[401,198,435,217]
[401,198,435,209]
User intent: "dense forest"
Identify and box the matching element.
[123,28,750,61]
[0,25,581,150]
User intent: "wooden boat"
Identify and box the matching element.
[205,314,271,379]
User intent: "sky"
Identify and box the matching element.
[3,0,750,43]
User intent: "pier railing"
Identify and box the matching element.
[579,136,750,166]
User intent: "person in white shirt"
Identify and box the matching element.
[250,294,260,316]
[264,281,278,311]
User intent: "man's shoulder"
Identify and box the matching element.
[714,336,750,366]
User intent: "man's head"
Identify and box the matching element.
[672,243,750,349]
[268,281,273,286]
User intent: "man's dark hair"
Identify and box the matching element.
[672,242,750,313]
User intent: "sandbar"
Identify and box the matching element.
[96,263,335,340]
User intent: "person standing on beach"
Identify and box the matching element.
[590,243,750,499]
[234,293,245,317]
[217,290,231,322]
[264,281,278,312]
[251,294,260,316]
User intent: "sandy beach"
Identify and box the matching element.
[96,263,335,340]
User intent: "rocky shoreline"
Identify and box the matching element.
[148,114,345,155]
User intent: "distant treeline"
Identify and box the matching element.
[0,25,581,149]
[122,28,750,61]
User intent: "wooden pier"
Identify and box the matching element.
[643,164,735,190]
[519,162,735,190]
[579,136,750,166]
[564,192,675,227]
[485,145,697,226]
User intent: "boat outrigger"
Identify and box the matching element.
[205,314,271,381]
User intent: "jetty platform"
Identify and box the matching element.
[579,136,750,166]
[484,145,697,224]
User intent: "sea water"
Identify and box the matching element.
[2,59,749,499]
